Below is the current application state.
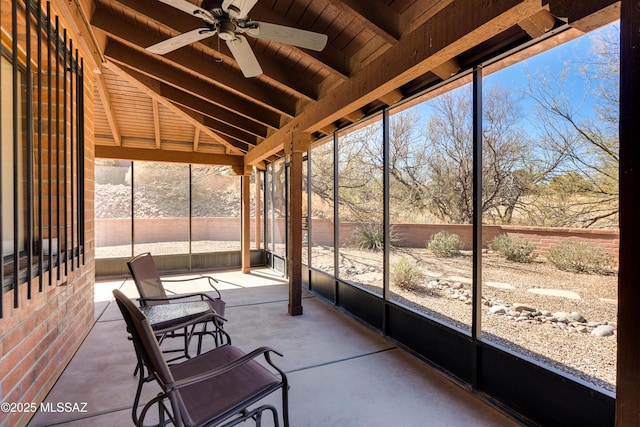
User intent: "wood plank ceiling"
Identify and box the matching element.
[81,0,614,169]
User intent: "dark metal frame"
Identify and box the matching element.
[295,27,617,426]
[1,0,86,317]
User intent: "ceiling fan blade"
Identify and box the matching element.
[246,22,328,51]
[226,35,262,78]
[222,0,258,19]
[147,28,215,55]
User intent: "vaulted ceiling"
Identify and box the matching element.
[70,0,619,170]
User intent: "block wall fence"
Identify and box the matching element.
[96,217,620,264]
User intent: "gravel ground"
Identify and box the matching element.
[309,246,618,393]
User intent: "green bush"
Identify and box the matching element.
[352,223,398,251]
[391,258,424,291]
[488,234,537,263]
[546,240,614,275]
[427,231,464,257]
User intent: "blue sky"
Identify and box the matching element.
[483,22,619,124]
[400,22,619,141]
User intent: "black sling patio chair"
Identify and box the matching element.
[113,289,290,427]
[127,252,229,355]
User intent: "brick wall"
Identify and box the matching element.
[0,2,96,426]
[0,265,95,427]
[307,219,619,262]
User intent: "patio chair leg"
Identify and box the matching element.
[197,322,207,355]
[282,386,290,427]
[266,406,279,427]
[138,394,179,427]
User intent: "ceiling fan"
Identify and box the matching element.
[147,0,328,78]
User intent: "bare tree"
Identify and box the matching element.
[526,24,619,228]
[337,120,383,222]
[388,84,535,224]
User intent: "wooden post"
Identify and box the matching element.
[234,165,253,274]
[286,131,311,316]
[616,1,640,425]
[255,168,261,249]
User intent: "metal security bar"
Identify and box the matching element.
[0,0,86,317]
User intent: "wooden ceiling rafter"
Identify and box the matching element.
[94,72,122,146]
[249,3,351,79]
[106,0,319,102]
[193,127,201,152]
[103,60,244,155]
[110,64,257,151]
[95,145,244,166]
[432,58,461,80]
[160,85,268,139]
[518,9,556,38]
[85,0,618,172]
[91,6,298,118]
[397,0,456,34]
[326,0,399,44]
[152,99,161,149]
[378,89,404,106]
[170,102,255,151]
[103,40,282,130]
[244,0,544,165]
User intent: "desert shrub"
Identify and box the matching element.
[352,223,398,251]
[391,258,424,291]
[427,231,464,257]
[488,234,537,263]
[546,240,614,275]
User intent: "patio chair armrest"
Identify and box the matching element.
[151,312,222,335]
[161,275,222,299]
[172,346,284,390]
[140,293,220,305]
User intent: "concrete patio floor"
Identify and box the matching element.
[28,267,522,427]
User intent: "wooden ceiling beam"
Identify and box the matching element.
[103,40,281,130]
[112,63,257,149]
[152,99,161,149]
[95,145,244,166]
[378,89,403,106]
[246,0,544,164]
[104,60,244,155]
[91,6,296,117]
[193,128,201,152]
[344,109,366,123]
[543,0,619,33]
[111,0,318,102]
[159,85,268,139]
[94,71,121,146]
[432,58,461,80]
[54,0,104,72]
[250,3,350,79]
[319,123,339,136]
[518,9,556,38]
[398,0,456,35]
[327,0,399,44]
[171,103,256,150]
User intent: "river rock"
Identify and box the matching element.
[490,305,507,315]
[570,312,587,323]
[591,325,616,337]
[513,303,536,313]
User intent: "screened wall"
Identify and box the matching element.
[94,161,263,274]
[296,22,619,426]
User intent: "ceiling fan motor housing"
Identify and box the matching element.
[218,20,236,40]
